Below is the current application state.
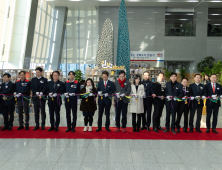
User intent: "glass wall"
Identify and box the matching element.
[29,0,54,69]
[208,8,222,36]
[60,7,98,77]
[165,12,195,36]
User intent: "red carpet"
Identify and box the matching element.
[0,127,222,140]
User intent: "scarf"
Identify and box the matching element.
[86,86,92,93]
[118,78,126,88]
[157,79,166,92]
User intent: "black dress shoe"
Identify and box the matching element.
[164,129,170,133]
[106,128,111,132]
[72,128,75,132]
[96,128,102,132]
[33,126,39,131]
[183,128,188,133]
[157,126,164,131]
[212,129,218,134]
[55,127,59,132]
[48,127,54,131]
[140,127,146,130]
[137,128,140,132]
[133,128,136,132]
[196,129,202,133]
[189,129,193,133]
[41,126,45,130]
[177,129,180,133]
[147,127,151,132]
[25,126,29,130]
[17,126,24,130]
[8,126,12,131]
[171,129,177,134]
[1,126,8,131]
[206,129,210,133]
[66,128,71,132]
[153,128,159,133]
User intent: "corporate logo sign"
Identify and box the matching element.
[130,51,164,61]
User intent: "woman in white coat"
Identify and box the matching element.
[130,75,145,132]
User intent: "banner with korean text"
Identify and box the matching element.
[130,51,164,61]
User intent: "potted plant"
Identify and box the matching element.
[74,70,83,82]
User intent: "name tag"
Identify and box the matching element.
[176,87,178,90]
[186,91,189,92]
[217,88,220,90]
[108,86,110,88]
[5,86,8,89]
[124,83,126,85]
[40,80,44,83]
[57,84,60,87]
[71,85,76,88]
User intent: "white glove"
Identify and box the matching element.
[98,91,102,96]
[120,93,125,97]
[116,93,120,98]
[202,96,206,99]
[36,92,39,96]
[53,93,57,97]
[220,95,222,99]
[195,96,200,99]
[40,92,43,96]
[14,92,17,97]
[17,93,22,97]
[173,98,177,101]
[190,97,194,100]
[212,95,217,100]
[166,96,171,100]
[140,95,143,99]
[49,93,53,97]
[89,93,93,96]
[64,93,69,98]
[69,93,75,96]
[105,93,108,97]
[182,97,186,100]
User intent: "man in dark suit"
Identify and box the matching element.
[141,71,154,131]
[189,74,205,133]
[114,70,131,133]
[175,78,190,133]
[47,71,64,132]
[204,74,222,134]
[164,72,183,134]
[31,67,47,131]
[15,71,31,130]
[64,71,80,132]
[96,71,114,132]
[152,72,165,133]
[0,73,15,131]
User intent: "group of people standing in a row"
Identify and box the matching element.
[0,67,221,134]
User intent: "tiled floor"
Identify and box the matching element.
[0,103,222,170]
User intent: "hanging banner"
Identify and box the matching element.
[130,51,164,61]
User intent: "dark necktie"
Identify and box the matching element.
[197,84,200,94]
[183,87,186,95]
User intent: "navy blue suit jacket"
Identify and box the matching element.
[165,81,183,106]
[0,81,15,106]
[204,83,222,107]
[97,80,114,105]
[189,83,205,107]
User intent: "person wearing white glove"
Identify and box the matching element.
[120,93,125,97]
[15,71,31,130]
[166,96,171,100]
[64,71,80,132]
[130,75,145,132]
[47,71,64,132]
[164,72,183,134]
[175,78,190,133]
[204,74,222,134]
[114,70,131,132]
[31,67,48,131]
[96,71,115,132]
[79,78,97,132]
[189,74,204,133]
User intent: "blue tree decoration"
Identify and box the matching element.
[117,0,130,80]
